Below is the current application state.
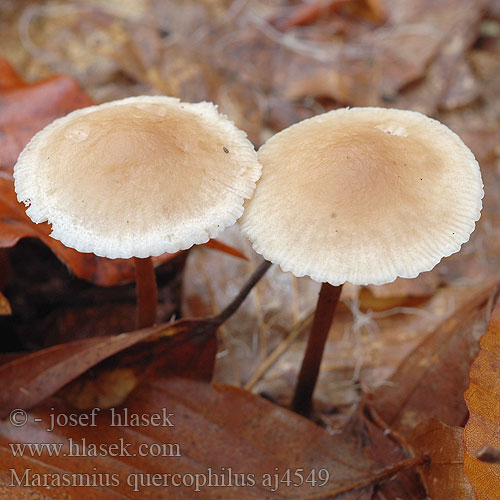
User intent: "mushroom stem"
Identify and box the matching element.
[134,257,158,329]
[291,282,343,415]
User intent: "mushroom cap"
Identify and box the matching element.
[240,107,483,286]
[14,96,261,259]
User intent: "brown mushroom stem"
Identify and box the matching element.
[134,257,158,329]
[291,282,343,415]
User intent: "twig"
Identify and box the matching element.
[197,258,273,386]
[146,260,273,343]
[199,257,241,387]
[214,260,273,325]
[250,264,267,362]
[302,455,429,500]
[361,394,414,457]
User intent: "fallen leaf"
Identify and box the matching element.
[0,259,271,414]
[360,21,444,101]
[353,283,499,500]
[464,300,500,499]
[394,2,483,114]
[374,282,499,436]
[0,59,93,172]
[439,59,480,110]
[342,409,427,500]
[486,0,500,20]
[0,314,225,419]
[0,377,378,499]
[410,419,474,500]
[0,59,25,88]
[0,326,160,419]
[60,318,218,409]
[440,49,500,163]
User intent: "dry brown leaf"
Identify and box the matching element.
[0,317,221,418]
[0,259,271,414]
[464,301,500,499]
[342,410,427,500]
[0,60,94,172]
[0,378,377,499]
[60,318,217,409]
[394,1,483,114]
[346,282,499,499]
[439,59,480,110]
[410,419,474,499]
[270,0,385,31]
[0,326,162,418]
[344,282,497,500]
[440,49,500,163]
[374,282,499,437]
[486,0,500,19]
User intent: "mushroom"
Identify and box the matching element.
[14,95,262,328]
[240,106,483,414]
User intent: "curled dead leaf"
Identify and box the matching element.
[464,300,500,499]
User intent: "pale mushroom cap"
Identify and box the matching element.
[14,96,261,259]
[240,107,483,286]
